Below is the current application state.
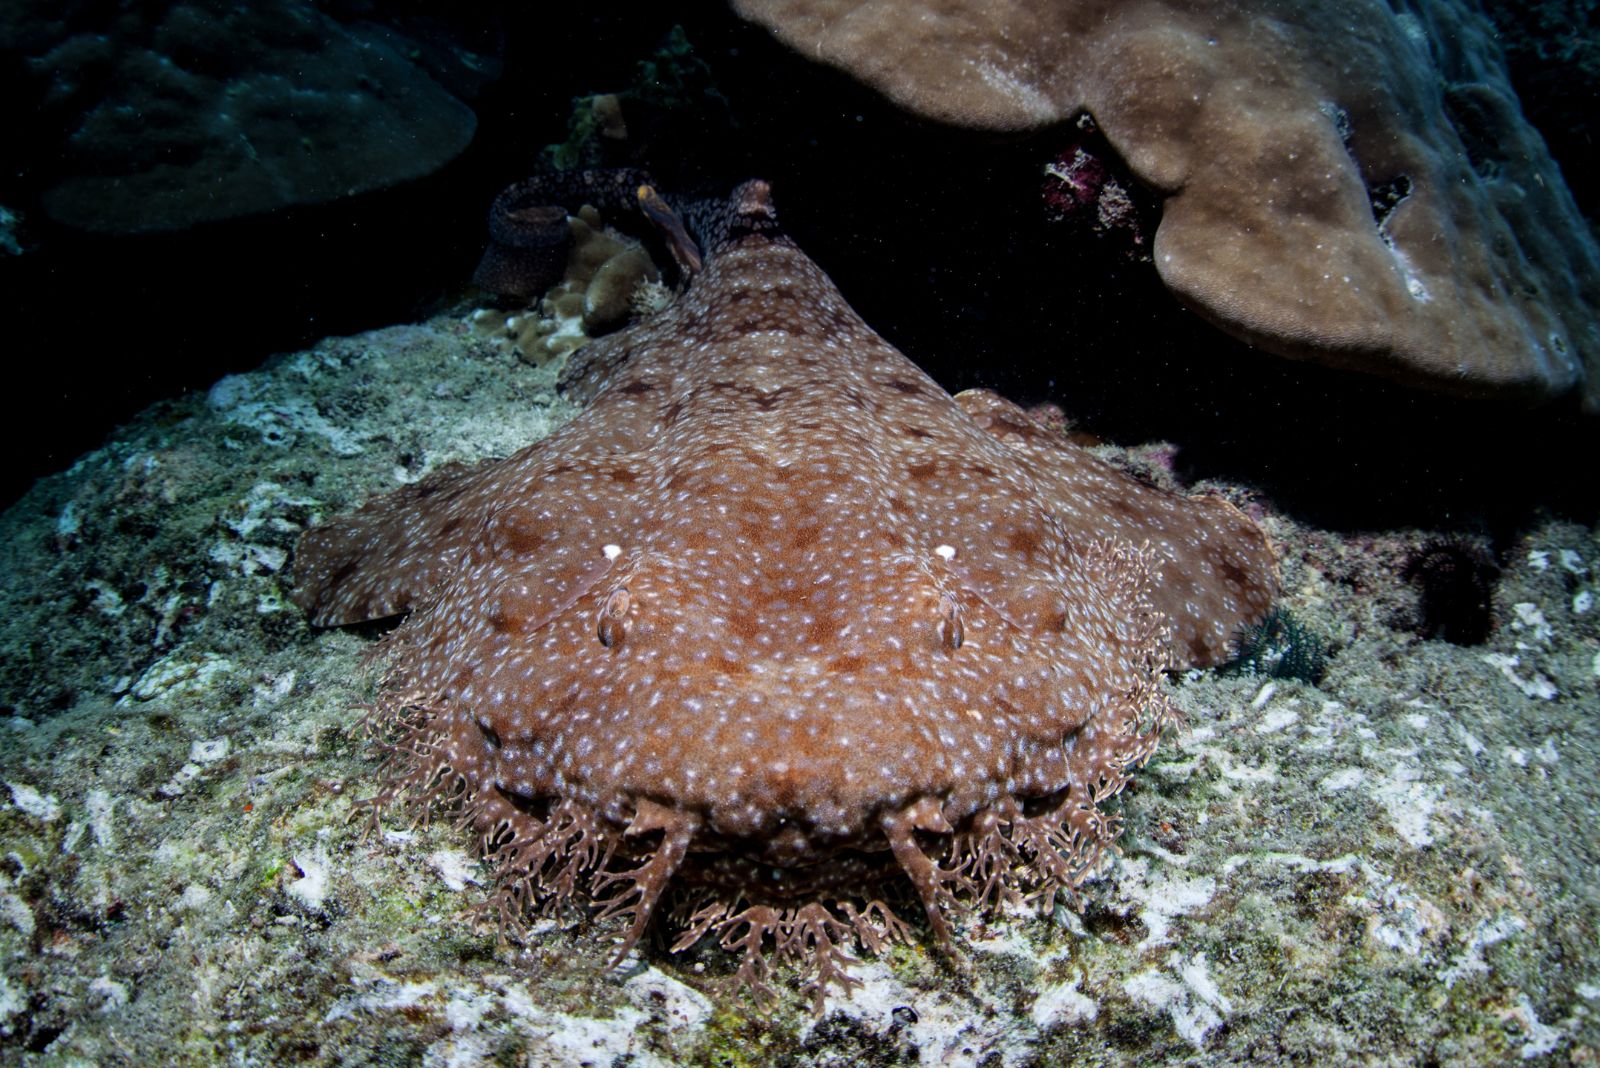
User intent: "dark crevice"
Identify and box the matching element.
[1369,174,1413,230]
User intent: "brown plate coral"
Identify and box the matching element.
[291,178,1277,1006]
[733,0,1600,409]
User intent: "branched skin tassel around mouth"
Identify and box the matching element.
[292,176,1277,1009]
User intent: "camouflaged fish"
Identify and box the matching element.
[292,175,1277,1008]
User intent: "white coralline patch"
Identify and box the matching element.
[1222,851,1360,877]
[426,849,480,892]
[1367,762,1441,848]
[159,763,205,798]
[326,971,706,1068]
[1246,857,1441,960]
[1509,993,1564,1059]
[288,852,331,911]
[211,482,321,579]
[252,670,297,705]
[5,782,60,822]
[1217,751,1277,783]
[85,580,126,617]
[88,976,130,1013]
[0,884,36,936]
[820,960,1028,1067]
[442,987,492,1033]
[1031,976,1099,1029]
[1510,603,1553,643]
[210,374,369,456]
[1482,653,1559,700]
[0,973,23,1031]
[965,909,1041,959]
[121,652,237,705]
[1116,856,1218,950]
[55,500,81,539]
[323,977,443,1023]
[1253,705,1300,733]
[1123,952,1232,1048]
[155,738,229,799]
[623,967,713,1032]
[210,539,288,577]
[1441,913,1528,988]
[226,482,319,541]
[177,884,213,911]
[496,985,656,1067]
[1358,874,1447,956]
[1319,767,1363,792]
[87,789,115,848]
[190,737,230,764]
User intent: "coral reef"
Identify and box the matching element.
[469,203,663,366]
[1482,0,1600,220]
[733,0,1600,408]
[0,205,25,257]
[7,0,494,232]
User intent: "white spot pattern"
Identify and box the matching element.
[292,178,1277,962]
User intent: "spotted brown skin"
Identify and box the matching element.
[292,178,1277,1007]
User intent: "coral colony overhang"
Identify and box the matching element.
[292,177,1277,1008]
[733,0,1600,409]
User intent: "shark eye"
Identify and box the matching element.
[937,592,963,651]
[598,587,632,648]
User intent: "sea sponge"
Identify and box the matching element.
[733,0,1600,409]
[471,189,573,302]
[469,205,662,366]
